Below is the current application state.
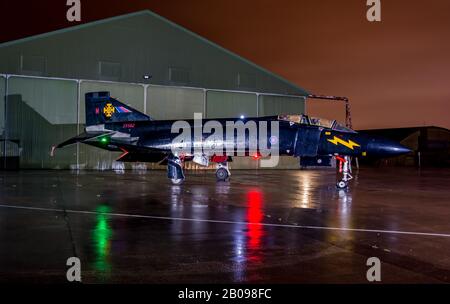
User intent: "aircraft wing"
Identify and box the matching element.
[52,132,169,164]
[51,131,114,156]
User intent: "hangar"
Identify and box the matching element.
[0,10,307,170]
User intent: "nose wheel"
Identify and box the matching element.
[215,162,230,181]
[336,180,348,189]
[171,178,184,185]
[336,155,352,189]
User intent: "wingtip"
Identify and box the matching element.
[50,145,57,157]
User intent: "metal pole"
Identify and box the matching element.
[3,75,9,169]
[345,100,352,129]
[76,79,81,169]
[256,93,260,117]
[203,89,207,118]
[418,151,421,168]
[307,94,352,128]
[143,84,148,114]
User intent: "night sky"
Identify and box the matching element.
[1,0,449,130]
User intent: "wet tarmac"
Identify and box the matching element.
[0,168,449,283]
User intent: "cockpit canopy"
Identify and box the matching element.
[277,114,356,133]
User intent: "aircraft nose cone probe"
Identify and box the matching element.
[366,139,412,157]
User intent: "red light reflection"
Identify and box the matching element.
[246,190,264,261]
[251,152,261,160]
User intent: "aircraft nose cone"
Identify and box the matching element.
[367,139,412,157]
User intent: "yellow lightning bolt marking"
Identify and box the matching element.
[327,136,360,150]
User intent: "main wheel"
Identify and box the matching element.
[215,167,229,181]
[171,178,184,185]
[336,180,348,189]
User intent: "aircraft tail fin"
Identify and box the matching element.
[85,91,151,126]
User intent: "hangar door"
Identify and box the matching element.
[6,76,78,169]
[147,86,204,120]
[206,91,257,119]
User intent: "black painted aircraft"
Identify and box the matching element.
[53,91,411,188]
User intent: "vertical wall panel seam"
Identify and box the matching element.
[203,89,207,117]
[76,80,81,169]
[143,84,148,114]
[3,75,8,168]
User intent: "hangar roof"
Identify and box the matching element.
[0,10,308,96]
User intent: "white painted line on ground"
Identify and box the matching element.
[1,203,450,238]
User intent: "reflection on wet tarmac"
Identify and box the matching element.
[92,205,112,277]
[246,190,264,254]
[1,169,450,283]
[299,174,312,209]
[329,189,354,242]
[233,189,265,281]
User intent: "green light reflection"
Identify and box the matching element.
[93,205,112,276]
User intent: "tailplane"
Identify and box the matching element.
[85,91,151,126]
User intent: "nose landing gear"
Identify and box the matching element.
[336,155,352,189]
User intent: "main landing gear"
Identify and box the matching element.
[215,162,231,182]
[167,155,185,185]
[166,155,231,184]
[336,155,352,189]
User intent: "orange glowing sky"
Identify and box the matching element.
[1,0,449,129]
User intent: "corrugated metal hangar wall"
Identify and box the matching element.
[0,11,307,170]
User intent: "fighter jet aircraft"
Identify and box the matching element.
[53,91,411,188]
